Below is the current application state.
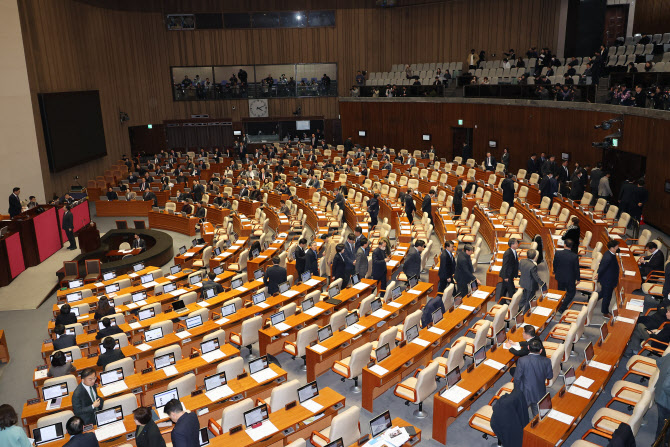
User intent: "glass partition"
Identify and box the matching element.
[244,119,325,144]
[172,67,214,100]
[213,65,253,98]
[296,63,337,96]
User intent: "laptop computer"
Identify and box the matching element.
[375,343,391,363]
[42,382,68,402]
[154,352,176,370]
[301,297,314,312]
[204,372,227,392]
[162,283,177,294]
[201,338,220,355]
[189,274,202,286]
[179,246,187,255]
[563,366,576,388]
[202,288,216,299]
[345,312,359,328]
[584,341,595,365]
[446,365,462,389]
[100,367,124,386]
[325,285,341,304]
[33,422,65,445]
[243,404,269,428]
[132,291,147,303]
[95,405,124,428]
[185,315,203,330]
[172,300,189,313]
[407,275,419,289]
[212,265,223,275]
[50,351,72,364]
[140,274,154,285]
[370,410,393,438]
[105,283,120,294]
[249,356,269,375]
[144,327,163,342]
[318,325,333,343]
[253,269,264,281]
[391,286,402,301]
[66,292,83,303]
[298,381,319,403]
[370,298,382,313]
[98,319,117,330]
[301,271,312,283]
[473,346,487,367]
[351,274,360,286]
[220,303,236,318]
[270,311,285,327]
[406,325,419,343]
[252,290,266,306]
[537,392,552,420]
[138,307,155,321]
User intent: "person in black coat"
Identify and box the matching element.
[106,187,118,201]
[165,400,200,447]
[455,244,478,297]
[422,190,435,225]
[597,240,620,317]
[500,238,519,299]
[95,317,123,340]
[421,295,446,328]
[438,240,456,293]
[63,416,99,447]
[501,173,515,206]
[62,205,77,250]
[662,262,670,306]
[627,306,670,356]
[453,179,464,218]
[553,240,580,313]
[264,257,287,295]
[632,179,648,222]
[294,239,307,277]
[201,272,224,296]
[8,187,22,217]
[539,173,558,202]
[132,234,147,251]
[305,241,319,278]
[618,178,637,217]
[461,142,472,160]
[72,369,104,425]
[143,190,158,207]
[53,324,76,350]
[490,387,529,447]
[371,239,390,291]
[404,189,416,225]
[526,154,538,175]
[562,217,580,254]
[638,242,665,278]
[331,244,348,286]
[96,337,125,368]
[133,407,166,447]
[343,234,357,280]
[569,171,584,201]
[402,240,425,280]
[55,304,78,327]
[192,182,205,203]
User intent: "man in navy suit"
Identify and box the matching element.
[484,152,497,171]
[53,324,76,350]
[501,173,515,206]
[342,234,357,283]
[72,369,104,425]
[499,238,519,299]
[422,190,435,226]
[438,240,456,294]
[263,257,287,295]
[8,187,22,217]
[638,242,665,279]
[553,240,580,313]
[63,416,99,447]
[294,239,307,277]
[597,240,620,318]
[514,339,552,417]
[305,241,319,279]
[404,189,416,225]
[402,240,425,280]
[62,205,76,250]
[165,399,199,447]
[331,243,348,287]
[372,239,390,291]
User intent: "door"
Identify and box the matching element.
[452,127,473,160]
[601,148,646,200]
[603,5,629,47]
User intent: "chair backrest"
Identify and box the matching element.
[64,322,84,336]
[105,357,135,377]
[86,260,101,275]
[414,360,439,402]
[220,398,254,433]
[584,292,599,325]
[295,324,318,357]
[268,379,300,412]
[547,344,565,387]
[472,320,491,352]
[240,315,262,345]
[149,319,174,337]
[64,261,79,276]
[328,405,361,445]
[580,231,592,248]
[37,410,74,429]
[562,323,578,361]
[376,325,398,351]
[44,375,78,394]
[180,291,198,306]
[448,339,467,373]
[401,310,422,340]
[203,329,225,348]
[507,288,523,318]
[491,304,508,334]
[329,308,347,331]
[441,284,455,310]
[628,390,652,435]
[216,357,244,378]
[382,281,397,302]
[54,346,81,364]
[104,393,139,418]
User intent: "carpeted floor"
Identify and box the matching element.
[0,207,664,445]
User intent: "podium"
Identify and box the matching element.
[78,223,101,253]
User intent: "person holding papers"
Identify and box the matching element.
[63,416,99,447]
[165,399,199,447]
[513,339,552,417]
[264,257,287,295]
[72,369,104,425]
[133,407,166,447]
[505,326,546,377]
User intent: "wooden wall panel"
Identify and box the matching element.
[632,0,670,35]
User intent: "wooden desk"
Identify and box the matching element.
[95,200,153,217]
[106,248,141,257]
[346,418,421,447]
[148,211,198,236]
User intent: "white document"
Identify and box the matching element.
[369,364,389,376]
[129,322,142,330]
[257,302,270,309]
[616,316,636,324]
[201,349,226,363]
[257,255,267,259]
[166,275,177,280]
[483,359,505,370]
[205,384,234,402]
[573,376,595,389]
[472,290,489,299]
[547,410,574,425]
[95,421,126,441]
[344,323,366,335]
[626,302,644,313]
[353,282,370,290]
[532,306,552,316]
[371,309,391,319]
[100,380,128,397]
[301,398,324,413]
[245,421,279,442]
[428,327,445,335]
[34,370,48,380]
[304,307,325,317]
[281,290,300,298]
[129,273,139,278]
[410,338,430,347]
[546,293,562,300]
[250,368,278,383]
[95,282,104,287]
[387,301,402,308]
[491,265,502,272]
[624,271,637,276]
[215,317,229,325]
[135,343,152,352]
[183,252,195,257]
[126,303,138,310]
[494,224,505,229]
[162,366,179,377]
[567,386,593,399]
[235,286,248,292]
[274,322,291,332]
[460,305,475,312]
[197,302,209,308]
[143,281,159,288]
[407,289,421,295]
[311,344,328,354]
[305,279,320,287]
[176,331,192,339]
[77,315,88,320]
[387,260,399,267]
[441,385,470,403]
[589,361,612,372]
[170,289,186,296]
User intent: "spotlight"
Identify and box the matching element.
[594,118,621,130]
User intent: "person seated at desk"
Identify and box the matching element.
[505,325,546,375]
[143,173,154,184]
[95,317,123,340]
[133,407,166,447]
[279,200,290,215]
[27,195,38,209]
[194,202,207,222]
[249,186,262,201]
[53,324,77,350]
[176,190,191,202]
[55,303,77,327]
[239,183,250,197]
[181,200,194,215]
[47,351,76,378]
[96,336,125,369]
[106,187,118,201]
[421,295,445,328]
[627,306,670,356]
[201,271,224,296]
[128,173,139,184]
[212,192,228,208]
[63,416,100,447]
[62,194,75,205]
[143,190,157,207]
[94,298,115,321]
[638,241,665,278]
[264,256,288,295]
[132,234,146,251]
[138,178,149,192]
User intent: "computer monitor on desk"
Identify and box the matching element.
[144,327,163,342]
[537,392,552,420]
[95,405,123,428]
[204,372,227,391]
[100,368,124,386]
[318,325,333,343]
[33,422,65,445]
[370,410,392,438]
[154,388,179,415]
[298,381,319,403]
[446,365,461,389]
[243,404,269,428]
[584,341,594,365]
[375,343,391,363]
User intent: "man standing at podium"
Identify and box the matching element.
[8,187,21,217]
[62,205,77,250]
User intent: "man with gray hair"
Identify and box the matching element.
[519,249,542,312]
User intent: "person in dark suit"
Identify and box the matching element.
[553,240,580,313]
[422,190,435,225]
[194,202,207,222]
[106,187,118,201]
[331,243,348,287]
[483,152,497,171]
[143,190,157,207]
[597,240,620,317]
[294,239,307,277]
[557,160,570,184]
[133,407,166,447]
[500,238,519,299]
[343,234,357,281]
[569,171,584,201]
[501,173,515,206]
[490,387,529,447]
[367,194,380,228]
[181,200,193,215]
[53,324,76,350]
[192,181,205,203]
[371,239,390,291]
[438,240,456,293]
[526,154,538,175]
[305,241,319,279]
[453,179,464,218]
[355,237,369,279]
[506,325,546,377]
[62,205,77,250]
[139,179,148,192]
[455,244,478,297]
[402,240,425,280]
[72,369,104,425]
[662,262,670,306]
[8,187,22,217]
[627,307,670,357]
[404,189,416,225]
[132,234,147,251]
[638,242,665,278]
[264,257,287,295]
[461,142,472,161]
[55,304,78,327]
[165,399,199,447]
[562,217,580,254]
[514,339,552,416]
[95,317,123,340]
[519,249,542,312]
[421,295,446,328]
[539,173,558,203]
[200,271,224,296]
[63,416,99,447]
[96,336,125,368]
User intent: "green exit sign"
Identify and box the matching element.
[147,124,153,129]
[612,138,618,147]
[458,120,463,126]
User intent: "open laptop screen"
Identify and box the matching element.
[370,410,392,438]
